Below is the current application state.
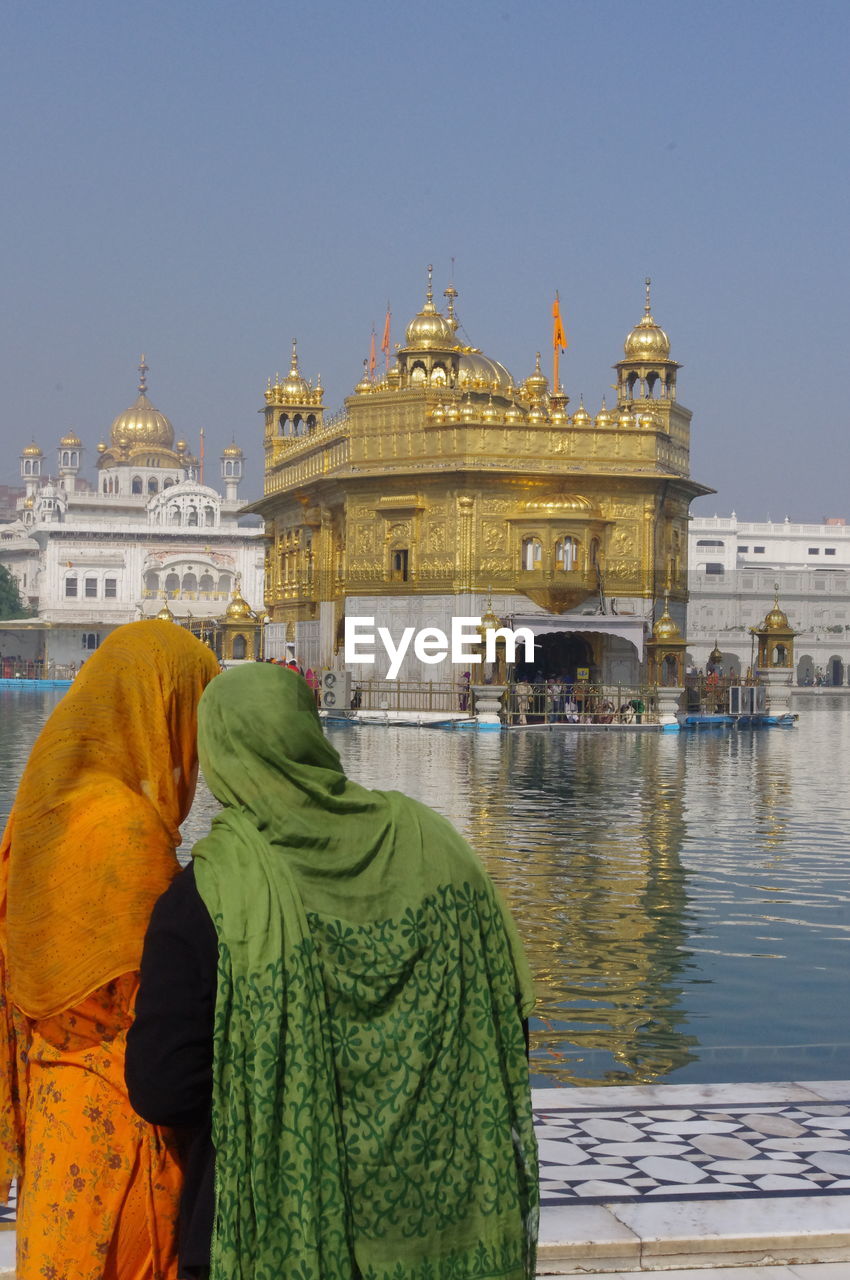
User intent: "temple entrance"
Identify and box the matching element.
[515,631,594,681]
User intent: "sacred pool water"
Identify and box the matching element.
[2,687,849,1090]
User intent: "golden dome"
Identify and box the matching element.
[709,641,723,665]
[156,599,175,622]
[624,279,671,361]
[653,608,682,641]
[523,352,549,399]
[22,442,43,457]
[279,339,312,401]
[762,593,791,631]
[176,439,188,453]
[595,399,614,427]
[618,408,633,428]
[457,349,513,391]
[222,442,244,458]
[23,496,34,509]
[59,431,82,448]
[96,440,107,454]
[111,357,174,449]
[225,578,255,621]
[571,399,591,427]
[405,269,456,350]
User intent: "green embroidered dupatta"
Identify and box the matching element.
[192,665,538,1280]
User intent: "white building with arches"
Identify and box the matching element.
[687,514,850,685]
[0,360,264,668]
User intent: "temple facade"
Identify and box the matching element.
[0,359,264,668]
[250,275,712,682]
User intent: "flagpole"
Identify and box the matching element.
[553,291,560,392]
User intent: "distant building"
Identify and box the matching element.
[0,359,264,668]
[0,485,25,524]
[688,515,850,684]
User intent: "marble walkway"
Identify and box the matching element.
[1,1081,849,1275]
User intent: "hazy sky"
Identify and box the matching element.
[2,0,848,521]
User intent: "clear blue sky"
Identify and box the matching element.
[2,0,848,520]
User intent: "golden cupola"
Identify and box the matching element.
[624,295,671,361]
[59,431,82,448]
[615,279,680,407]
[21,442,44,458]
[225,576,255,620]
[110,356,175,449]
[404,269,457,350]
[653,606,682,642]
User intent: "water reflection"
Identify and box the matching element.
[3,689,850,1089]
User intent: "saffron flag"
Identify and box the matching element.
[552,295,567,351]
[381,304,391,358]
[369,328,377,378]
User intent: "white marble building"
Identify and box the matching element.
[687,514,850,684]
[0,360,264,668]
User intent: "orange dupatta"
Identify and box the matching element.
[0,620,219,1198]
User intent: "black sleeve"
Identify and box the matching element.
[125,862,218,1128]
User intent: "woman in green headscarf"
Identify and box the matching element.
[127,663,537,1280]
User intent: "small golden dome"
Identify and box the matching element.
[762,594,791,631]
[59,431,82,448]
[571,399,591,427]
[708,642,723,665]
[624,279,671,361]
[176,440,188,453]
[156,599,175,622]
[595,399,614,427]
[653,608,682,641]
[24,496,34,509]
[405,269,456,350]
[280,339,311,401]
[528,402,546,424]
[482,396,498,423]
[111,358,175,449]
[505,402,522,424]
[354,367,373,395]
[430,401,446,422]
[461,395,476,422]
[618,408,633,429]
[22,442,43,457]
[225,578,255,621]
[96,440,107,454]
[222,442,243,458]
[523,352,548,399]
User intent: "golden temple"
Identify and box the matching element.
[249,273,713,682]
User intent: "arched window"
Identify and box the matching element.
[279,414,289,436]
[555,536,578,570]
[199,573,215,596]
[65,576,78,598]
[589,537,600,567]
[82,633,99,651]
[61,451,70,466]
[232,634,247,661]
[148,478,159,494]
[431,365,447,385]
[218,574,231,595]
[131,476,143,495]
[144,571,159,594]
[163,477,174,488]
[391,548,409,582]
[182,572,198,594]
[204,505,215,526]
[293,414,303,436]
[410,363,426,384]
[521,536,543,571]
[187,506,198,526]
[102,478,109,493]
[169,505,180,524]
[165,572,180,596]
[306,415,316,431]
[224,460,233,476]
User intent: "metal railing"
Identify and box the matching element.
[348,680,467,714]
[0,659,78,681]
[502,682,658,727]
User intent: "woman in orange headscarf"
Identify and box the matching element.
[0,621,219,1280]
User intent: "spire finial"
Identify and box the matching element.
[138,354,149,395]
[444,282,458,326]
[290,338,299,373]
[644,277,652,317]
[535,351,542,372]
[426,263,433,306]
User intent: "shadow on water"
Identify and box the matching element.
[4,688,850,1088]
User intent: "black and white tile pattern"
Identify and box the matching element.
[536,1096,850,1205]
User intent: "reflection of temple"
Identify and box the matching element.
[462,731,698,1086]
[0,359,264,667]
[251,275,712,681]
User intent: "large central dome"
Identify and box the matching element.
[110,357,175,449]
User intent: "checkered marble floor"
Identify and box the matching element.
[535,1091,850,1205]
